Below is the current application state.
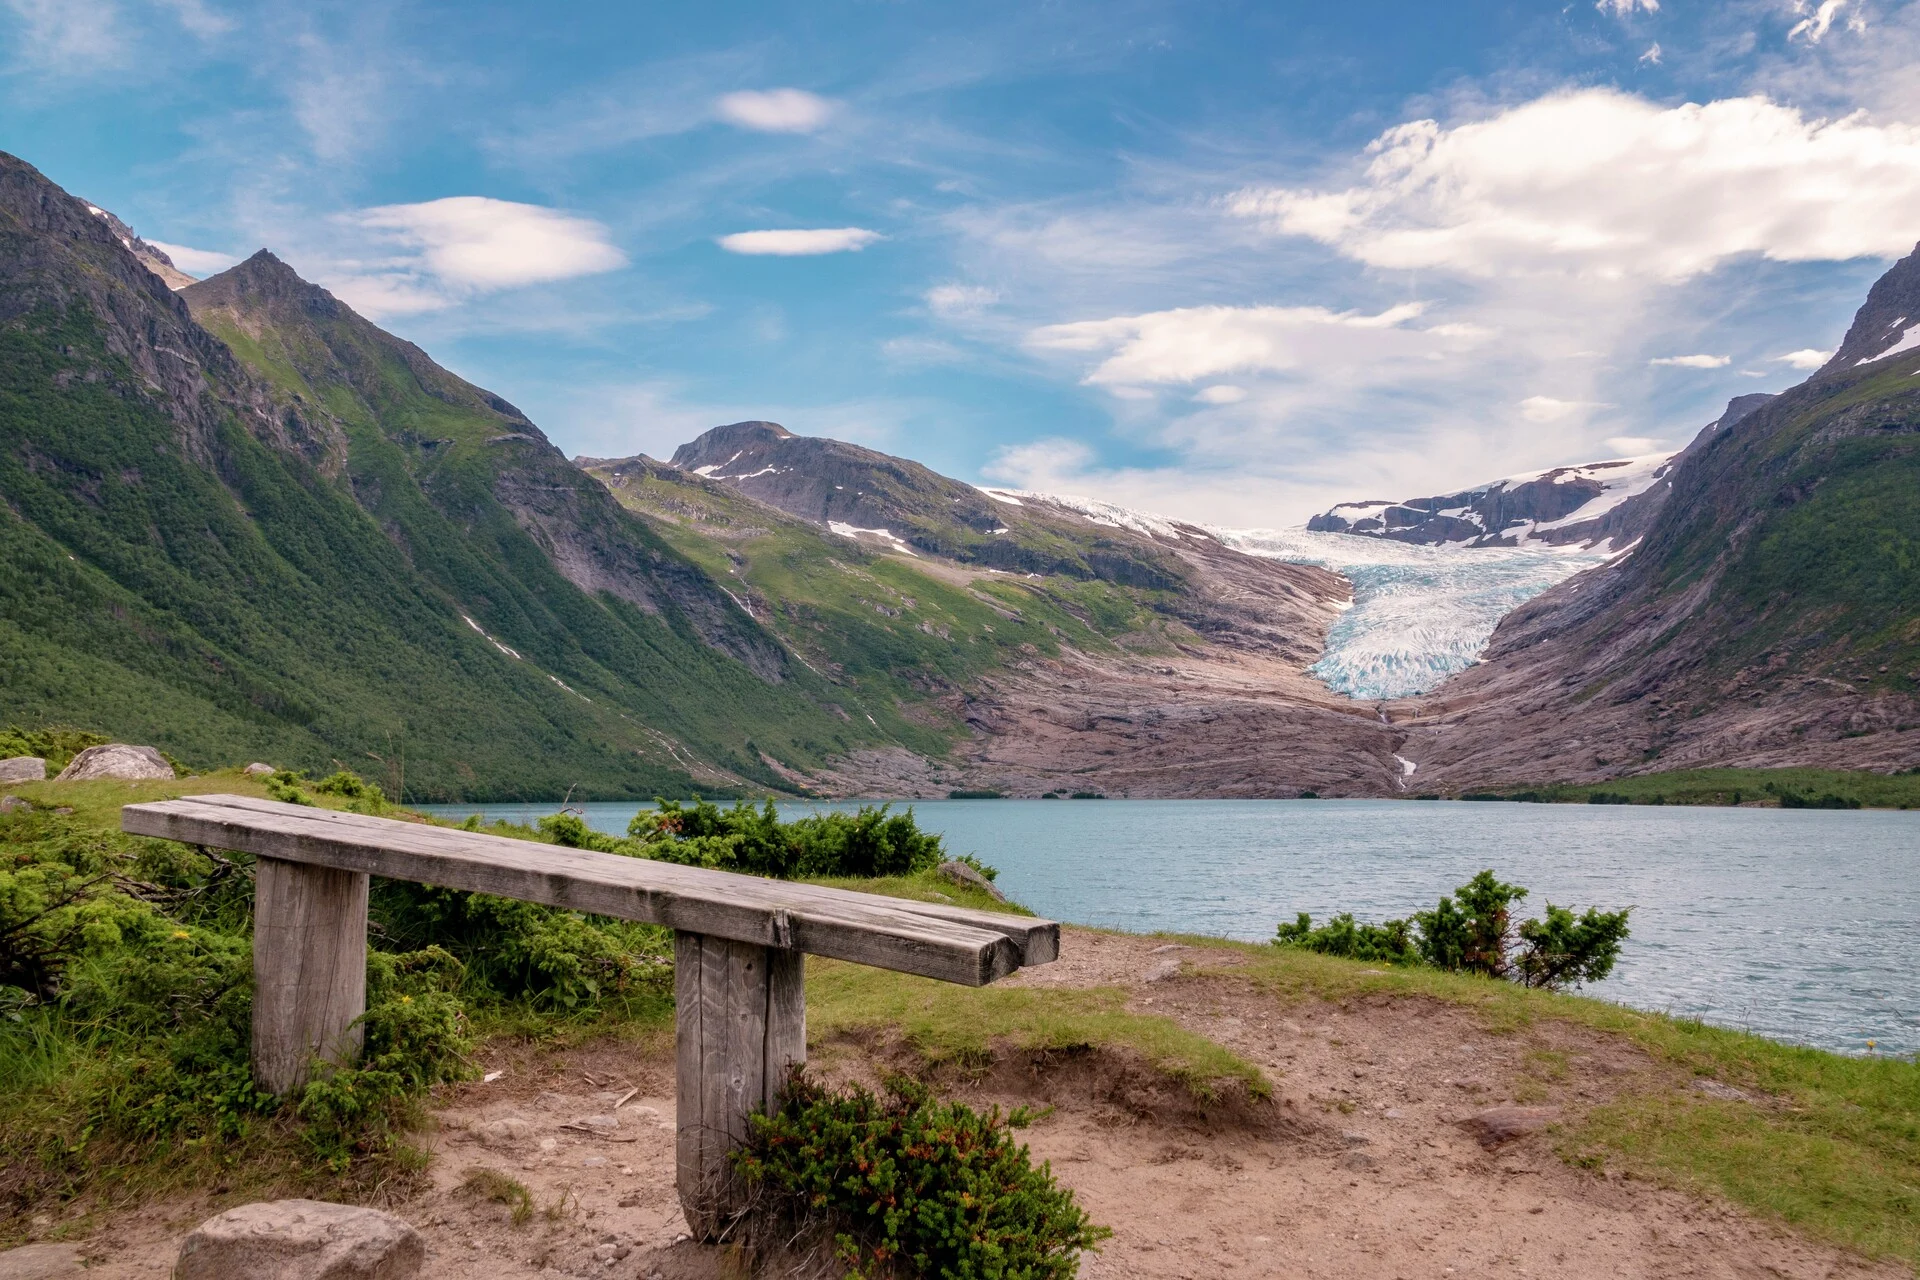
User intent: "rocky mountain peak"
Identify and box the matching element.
[82,203,195,289]
[670,421,794,470]
[1818,239,1920,374]
[184,249,346,318]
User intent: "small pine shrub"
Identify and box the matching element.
[736,1073,1109,1279]
[1273,869,1631,992]
[626,797,957,880]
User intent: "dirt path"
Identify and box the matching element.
[54,928,1904,1279]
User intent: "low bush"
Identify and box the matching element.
[0,727,107,775]
[602,797,960,880]
[736,1072,1109,1279]
[0,774,672,1210]
[1274,869,1631,991]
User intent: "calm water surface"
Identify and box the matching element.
[418,799,1920,1056]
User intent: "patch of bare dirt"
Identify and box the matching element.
[50,928,1904,1280]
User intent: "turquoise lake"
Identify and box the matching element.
[417,798,1920,1057]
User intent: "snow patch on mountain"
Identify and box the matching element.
[980,487,1195,540]
[1219,529,1613,699]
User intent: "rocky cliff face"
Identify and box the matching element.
[83,203,197,290]
[1398,247,1920,787]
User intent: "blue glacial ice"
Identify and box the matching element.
[1217,528,1616,700]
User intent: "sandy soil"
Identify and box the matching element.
[40,929,1903,1280]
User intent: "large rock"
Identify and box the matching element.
[936,859,1007,902]
[173,1200,424,1280]
[243,762,277,776]
[52,745,174,782]
[0,1242,83,1278]
[0,757,46,784]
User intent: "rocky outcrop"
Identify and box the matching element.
[0,756,45,783]
[82,203,196,289]
[53,744,173,782]
[1817,239,1920,373]
[174,1201,424,1280]
[0,1242,82,1278]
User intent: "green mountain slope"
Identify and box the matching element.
[579,454,1202,737]
[0,152,880,799]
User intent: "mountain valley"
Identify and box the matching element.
[4,148,1919,798]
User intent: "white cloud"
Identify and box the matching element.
[983,437,1097,490]
[1605,434,1663,453]
[1193,384,1249,404]
[714,88,835,133]
[1519,395,1605,423]
[925,283,998,316]
[1227,89,1920,282]
[146,240,238,275]
[1597,0,1659,15]
[325,197,626,315]
[1649,353,1731,367]
[717,227,883,256]
[1775,347,1834,367]
[1789,0,1865,44]
[1028,301,1433,386]
[1640,42,1663,66]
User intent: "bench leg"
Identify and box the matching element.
[674,931,805,1242]
[253,856,369,1094]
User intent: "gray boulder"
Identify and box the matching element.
[243,762,277,776]
[175,1200,423,1280]
[0,757,46,784]
[936,859,1007,902]
[0,1242,83,1278]
[1457,1105,1558,1149]
[52,745,174,782]
[0,796,30,815]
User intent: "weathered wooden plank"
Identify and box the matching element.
[163,794,1060,965]
[123,796,1055,984]
[673,932,806,1240]
[252,856,368,1094]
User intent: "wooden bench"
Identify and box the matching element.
[122,794,1057,1239]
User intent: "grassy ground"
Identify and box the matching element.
[1448,766,1920,809]
[6,773,1915,1269]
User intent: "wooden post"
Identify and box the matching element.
[252,856,369,1094]
[674,930,805,1241]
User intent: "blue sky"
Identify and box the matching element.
[6,0,1920,524]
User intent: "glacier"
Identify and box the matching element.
[1218,528,1615,700]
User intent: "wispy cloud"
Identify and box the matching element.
[925,283,998,316]
[1519,395,1609,423]
[1596,0,1659,16]
[717,227,883,255]
[1650,353,1731,367]
[1775,347,1834,367]
[1788,0,1864,45]
[145,239,238,275]
[2,0,126,71]
[714,88,835,133]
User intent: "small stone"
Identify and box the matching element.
[477,1117,532,1147]
[1142,957,1182,983]
[1692,1078,1754,1103]
[1147,943,1187,955]
[1339,1150,1379,1172]
[1457,1106,1559,1149]
[538,1138,558,1153]
[582,1157,608,1168]
[174,1199,424,1280]
[570,1114,619,1134]
[53,745,174,783]
[0,757,46,784]
[935,859,1007,902]
[1340,1131,1370,1147]
[0,1242,84,1278]
[243,763,276,776]
[0,796,30,814]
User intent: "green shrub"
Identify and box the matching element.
[1274,869,1631,992]
[0,726,107,775]
[626,798,953,879]
[736,1072,1109,1279]
[1272,912,1416,964]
